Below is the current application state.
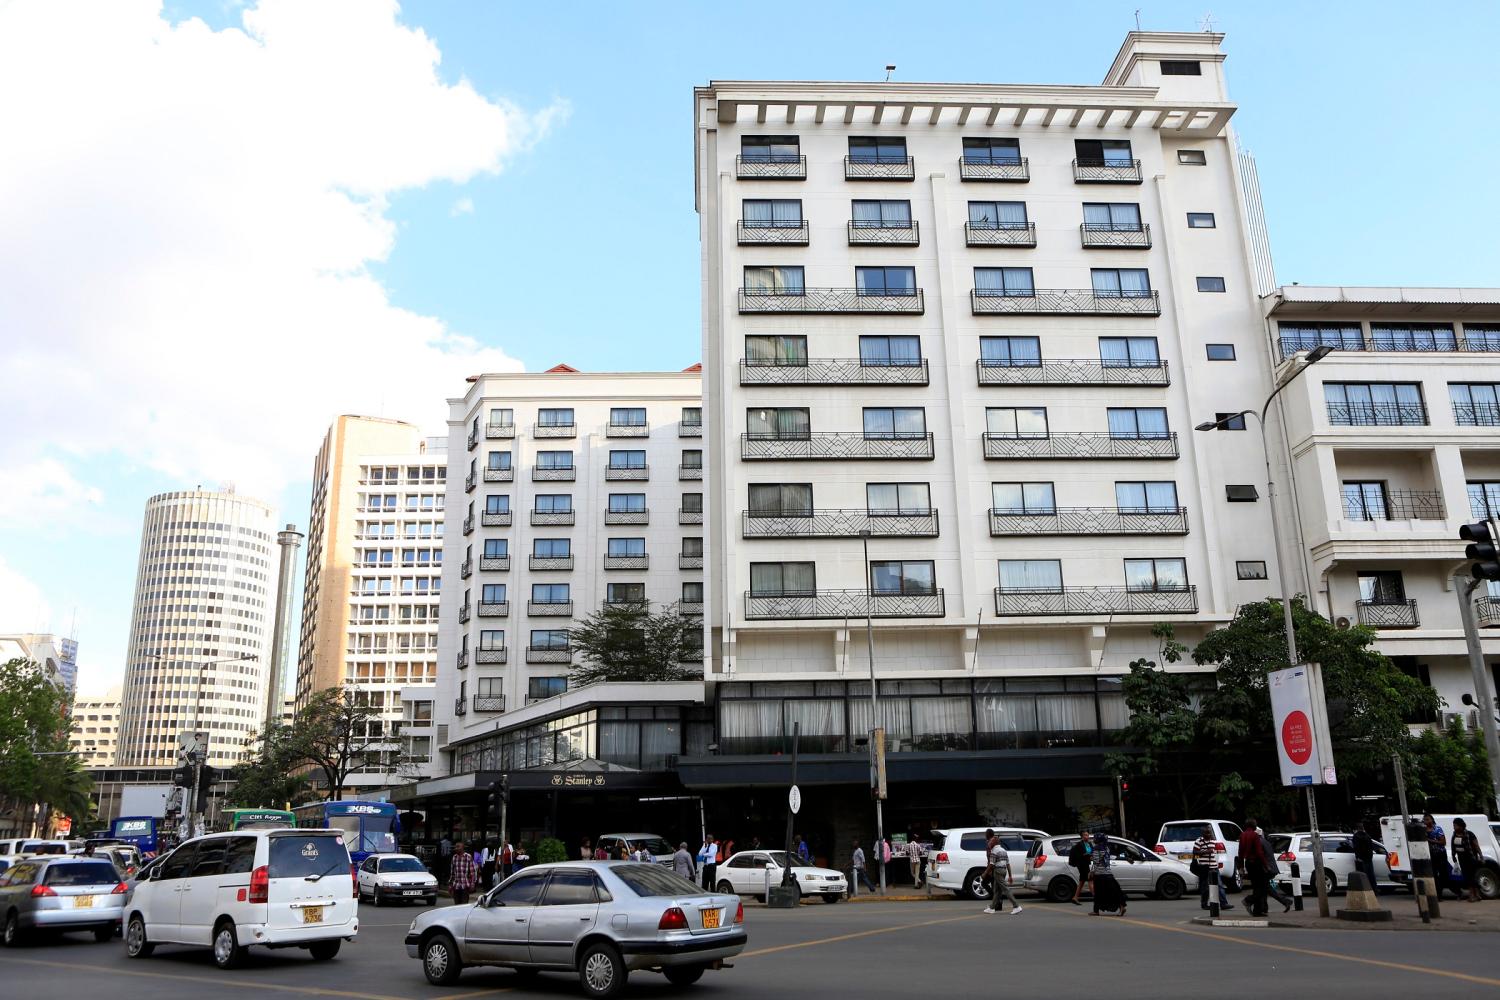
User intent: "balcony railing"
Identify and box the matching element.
[680,553,704,569]
[742,431,935,461]
[526,646,572,664]
[1477,596,1500,628]
[457,602,471,623]
[679,507,704,524]
[606,423,651,438]
[1455,403,1500,427]
[739,287,924,314]
[965,221,1037,247]
[679,600,704,616]
[982,432,1179,460]
[529,555,574,571]
[482,511,513,527]
[738,220,810,245]
[527,600,573,617]
[455,649,467,669]
[476,647,507,664]
[742,509,941,538]
[976,358,1169,387]
[485,422,516,439]
[531,510,576,525]
[679,423,703,437]
[460,558,472,579]
[606,465,649,480]
[994,585,1197,616]
[478,601,509,617]
[1080,222,1152,248]
[681,647,705,663]
[847,220,919,245]
[972,288,1160,316]
[679,464,703,480]
[605,509,649,524]
[464,471,476,492]
[1275,332,1500,359]
[958,157,1029,182]
[1073,158,1143,183]
[736,154,806,180]
[740,358,930,386]
[483,467,515,482]
[473,696,506,713]
[845,155,914,180]
[1326,403,1429,427]
[988,506,1189,536]
[453,698,466,717]
[466,430,478,451]
[1356,599,1420,629]
[603,597,649,609]
[479,555,511,571]
[744,589,946,620]
[1342,490,1446,521]
[532,467,576,481]
[533,423,577,438]
[604,554,648,570]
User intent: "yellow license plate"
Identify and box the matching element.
[702,908,720,929]
[73,896,94,909]
[302,906,324,924]
[1177,854,1194,862]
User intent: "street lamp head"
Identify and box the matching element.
[1305,344,1334,364]
[1193,420,1219,432]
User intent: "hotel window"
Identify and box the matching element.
[682,582,704,602]
[1124,558,1189,592]
[745,334,808,366]
[609,407,646,428]
[1107,407,1170,439]
[1468,481,1500,519]
[482,538,507,558]
[986,407,1048,438]
[747,407,810,439]
[962,137,1021,164]
[488,407,513,426]
[1091,268,1152,298]
[1074,139,1133,166]
[681,407,702,428]
[536,451,573,470]
[1370,324,1457,351]
[855,266,916,296]
[740,135,800,162]
[681,449,703,469]
[744,265,804,294]
[968,201,1028,230]
[1236,561,1268,581]
[1196,276,1227,293]
[608,493,646,513]
[1214,412,1247,430]
[1325,383,1426,426]
[682,537,704,558]
[851,199,912,228]
[750,562,816,596]
[980,336,1041,367]
[1205,344,1236,361]
[534,494,572,513]
[998,559,1063,592]
[749,483,812,517]
[484,494,509,514]
[607,538,646,557]
[991,482,1055,514]
[537,407,574,428]
[1278,322,1364,354]
[531,629,570,650]
[1161,60,1201,75]
[870,560,936,594]
[476,677,503,699]
[867,483,931,515]
[742,199,803,227]
[1186,212,1217,228]
[481,584,506,604]
[974,267,1035,297]
[1082,202,1143,231]
[1450,383,1500,426]
[533,538,570,558]
[859,335,922,367]
[1099,336,1160,367]
[681,492,703,513]
[862,407,926,439]
[608,449,647,469]
[486,451,512,471]
[1177,149,1207,165]
[529,677,569,700]
[1342,481,1389,521]
[532,583,569,603]
[1115,481,1178,513]
[848,136,908,163]
[607,583,645,603]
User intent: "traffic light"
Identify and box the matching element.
[172,762,194,788]
[197,764,217,802]
[1460,520,1500,580]
[486,776,510,825]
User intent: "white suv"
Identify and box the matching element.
[1154,820,1243,891]
[926,827,1047,900]
[124,828,358,969]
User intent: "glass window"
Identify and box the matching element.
[480,629,505,650]
[851,199,913,228]
[531,630,570,650]
[962,137,1021,163]
[856,266,916,296]
[1236,561,1268,580]
[998,560,1063,592]
[488,407,513,426]
[862,407,926,439]
[607,537,646,557]
[1107,408,1169,439]
[991,482,1055,514]
[1161,60,1202,75]
[486,451,512,470]
[747,407,810,439]
[45,860,129,886]
[1074,139,1133,165]
[1197,276,1227,292]
[682,581,704,602]
[481,584,507,603]
[1369,323,1458,351]
[682,537,704,557]
[986,407,1048,438]
[493,870,548,906]
[968,201,1028,229]
[537,408,574,427]
[742,199,803,226]
[1099,337,1160,367]
[741,135,800,162]
[979,336,1041,367]
[1324,383,1426,426]
[974,267,1035,297]
[1177,149,1207,164]
[533,538,571,558]
[870,560,936,594]
[681,449,703,468]
[1186,212,1217,228]
[608,449,647,469]
[867,483,931,515]
[1451,383,1500,425]
[745,334,808,366]
[1115,481,1179,513]
[1468,481,1500,520]
[532,583,570,602]
[1278,322,1364,354]
[483,538,508,557]
[608,493,646,513]
[536,451,573,470]
[681,407,702,427]
[534,494,572,512]
[1124,558,1188,592]
[1205,344,1236,360]
[859,335,922,366]
[743,265,804,294]
[749,483,813,516]
[1082,203,1142,230]
[1464,324,1500,352]
[609,407,647,427]
[1091,268,1152,297]
[484,494,509,514]
[681,492,704,513]
[750,562,816,596]
[848,136,908,163]
[529,677,570,702]
[1358,571,1406,604]
[1214,412,1247,430]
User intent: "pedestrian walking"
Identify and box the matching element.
[448,840,477,905]
[1452,818,1483,903]
[1089,833,1123,916]
[499,840,514,881]
[1068,830,1093,905]
[1352,822,1376,889]
[906,834,923,887]
[672,842,696,881]
[850,840,876,895]
[916,835,930,886]
[579,838,593,861]
[796,834,810,863]
[880,836,893,886]
[981,829,1022,914]
[1193,825,1233,912]
[1258,828,1292,913]
[698,834,720,891]
[514,843,531,870]
[1236,818,1271,917]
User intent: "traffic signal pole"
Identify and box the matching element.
[1454,575,1500,808]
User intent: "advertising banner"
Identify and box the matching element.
[1268,665,1329,786]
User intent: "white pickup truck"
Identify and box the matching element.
[1379,813,1500,898]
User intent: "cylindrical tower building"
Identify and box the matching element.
[264,523,304,732]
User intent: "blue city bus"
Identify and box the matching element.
[293,800,399,863]
[110,816,163,858]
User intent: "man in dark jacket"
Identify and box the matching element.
[1237,818,1270,917]
[1351,822,1376,888]
[1067,830,1092,905]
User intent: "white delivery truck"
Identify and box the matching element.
[1380,813,1500,899]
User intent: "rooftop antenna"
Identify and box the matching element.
[1134,9,1141,30]
[884,64,896,82]
[1200,12,1216,31]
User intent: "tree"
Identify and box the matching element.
[229,723,312,808]
[287,688,392,802]
[1406,719,1496,815]
[0,658,94,833]
[1104,624,1201,814]
[568,603,701,686]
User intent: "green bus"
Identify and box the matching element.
[226,808,297,831]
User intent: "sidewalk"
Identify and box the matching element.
[1259,898,1500,932]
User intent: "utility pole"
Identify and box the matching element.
[859,530,886,894]
[1455,575,1500,807]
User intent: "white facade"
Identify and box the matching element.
[117,489,277,768]
[695,33,1284,717]
[0,633,78,695]
[69,687,121,768]
[435,370,705,747]
[1266,285,1500,724]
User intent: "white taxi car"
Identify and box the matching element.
[715,850,847,902]
[357,853,437,906]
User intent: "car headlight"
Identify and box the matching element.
[801,873,818,881]
[379,880,400,889]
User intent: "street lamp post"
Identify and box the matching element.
[858,529,886,894]
[1195,343,1332,917]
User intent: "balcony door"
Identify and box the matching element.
[1358,571,1406,605]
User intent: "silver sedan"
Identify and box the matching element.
[1023,835,1196,902]
[0,856,127,945]
[405,861,746,998]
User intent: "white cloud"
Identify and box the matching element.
[451,196,476,216]
[0,0,559,501]
[0,458,105,527]
[0,557,53,635]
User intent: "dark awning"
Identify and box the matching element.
[675,748,1125,789]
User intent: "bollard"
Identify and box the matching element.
[1336,870,1391,922]
[1289,861,1304,911]
[1405,819,1439,922]
[1208,864,1221,919]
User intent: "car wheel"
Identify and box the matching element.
[308,940,341,961]
[93,927,115,943]
[1155,874,1185,901]
[578,941,628,999]
[2,911,22,948]
[372,893,382,907]
[1223,875,1241,892]
[125,914,153,958]
[1476,866,1500,900]
[964,868,991,901]
[1046,876,1075,904]
[664,963,706,987]
[716,880,735,895]
[422,933,463,986]
[1320,869,1337,897]
[212,920,248,970]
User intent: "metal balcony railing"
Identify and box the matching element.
[1477,596,1500,628]
[1275,331,1500,359]
[1073,158,1143,183]
[680,553,704,569]
[737,220,810,245]
[485,422,516,439]
[477,601,509,617]
[1326,403,1429,427]
[604,554,648,570]
[994,585,1198,616]
[533,423,577,438]
[740,357,929,386]
[742,431,935,461]
[532,467,576,481]
[965,221,1037,247]
[679,508,704,524]
[479,555,511,571]
[739,287,924,314]
[457,602,471,623]
[736,154,806,179]
[845,155,914,180]
[604,509,649,524]
[988,506,1189,536]
[481,511,512,527]
[982,431,1179,460]
[976,358,1169,387]
[847,220,919,245]
[473,696,506,713]
[1356,599,1420,629]
[1342,490,1446,521]
[464,471,476,492]
[603,597,649,609]
[527,600,573,617]
[476,647,507,664]
[958,157,1029,182]
[453,698,466,716]
[531,510,576,526]
[466,430,477,451]
[742,509,940,538]
[606,423,651,438]
[529,556,574,570]
[678,465,703,480]
[455,649,467,669]
[679,423,703,437]
[679,601,704,616]
[1455,403,1500,427]
[744,589,945,620]
[1080,222,1152,248]
[680,647,705,663]
[460,558,472,579]
[526,646,572,664]
[483,467,515,482]
[606,465,649,480]
[971,288,1160,316]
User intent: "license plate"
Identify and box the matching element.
[404,890,422,896]
[1177,854,1194,862]
[73,896,94,909]
[302,906,324,924]
[702,908,720,929]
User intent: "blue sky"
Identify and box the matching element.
[4,0,1496,696]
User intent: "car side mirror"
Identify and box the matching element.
[148,867,163,880]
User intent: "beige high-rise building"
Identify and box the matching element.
[69,687,121,768]
[296,416,445,793]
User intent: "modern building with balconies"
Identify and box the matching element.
[692,31,1287,834]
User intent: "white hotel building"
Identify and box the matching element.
[689,32,1288,834]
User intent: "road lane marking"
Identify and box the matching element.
[737,911,984,958]
[2,957,424,1000]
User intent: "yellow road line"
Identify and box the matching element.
[738,911,984,958]
[2,957,432,1000]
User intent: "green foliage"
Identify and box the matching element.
[1406,719,1497,815]
[0,657,94,828]
[568,603,701,686]
[534,837,568,864]
[229,723,312,808]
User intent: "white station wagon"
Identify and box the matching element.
[124,828,358,969]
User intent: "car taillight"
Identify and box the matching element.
[112,882,129,894]
[1388,852,1400,868]
[658,907,689,930]
[733,901,744,924]
[351,863,358,898]
[1278,852,1295,862]
[248,864,269,904]
[1214,842,1226,852]
[1033,853,1047,869]
[1153,844,1167,854]
[935,852,949,865]
[30,884,56,897]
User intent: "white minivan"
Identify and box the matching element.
[124,828,358,969]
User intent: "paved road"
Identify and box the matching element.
[1,896,1497,999]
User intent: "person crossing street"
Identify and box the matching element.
[448,839,477,905]
[980,829,1022,915]
[850,840,876,895]
[1194,826,1233,912]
